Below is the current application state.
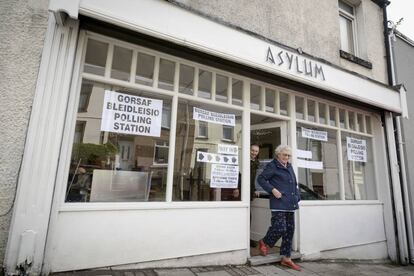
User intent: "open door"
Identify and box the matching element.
[250,121,287,256]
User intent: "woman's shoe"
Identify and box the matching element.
[258,240,268,256]
[280,259,301,271]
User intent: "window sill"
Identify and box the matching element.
[339,50,372,69]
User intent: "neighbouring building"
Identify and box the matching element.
[0,0,411,274]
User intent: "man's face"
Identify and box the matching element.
[250,145,259,159]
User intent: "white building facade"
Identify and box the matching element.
[2,0,411,274]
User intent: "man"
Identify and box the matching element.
[250,144,260,200]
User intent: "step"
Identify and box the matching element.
[248,251,302,266]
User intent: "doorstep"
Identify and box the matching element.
[248,251,302,266]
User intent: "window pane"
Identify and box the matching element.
[111,46,132,81]
[348,111,356,130]
[198,69,212,99]
[339,15,355,54]
[232,79,243,106]
[342,134,376,200]
[319,103,327,124]
[158,58,175,91]
[78,82,93,112]
[339,0,354,15]
[296,96,304,119]
[329,106,337,126]
[216,74,228,102]
[339,108,346,128]
[66,80,171,202]
[297,125,340,200]
[365,116,372,134]
[173,101,242,201]
[265,88,276,113]
[179,64,194,95]
[250,84,261,110]
[357,113,364,132]
[197,121,208,138]
[280,92,289,116]
[307,99,316,122]
[84,39,108,75]
[136,53,155,86]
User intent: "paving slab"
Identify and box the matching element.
[154,268,195,276]
[196,271,233,276]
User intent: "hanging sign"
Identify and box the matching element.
[101,90,163,137]
[193,107,235,126]
[197,151,238,165]
[346,137,367,162]
[301,127,328,141]
[210,164,239,188]
[217,144,238,155]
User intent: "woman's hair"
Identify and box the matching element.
[275,144,291,157]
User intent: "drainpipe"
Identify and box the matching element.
[382,0,413,264]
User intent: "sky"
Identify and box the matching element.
[387,0,414,40]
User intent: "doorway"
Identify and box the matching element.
[250,119,287,256]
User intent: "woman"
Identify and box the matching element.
[257,145,301,271]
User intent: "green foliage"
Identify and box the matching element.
[72,142,118,164]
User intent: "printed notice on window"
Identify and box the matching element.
[193,107,235,126]
[101,90,163,137]
[346,137,367,162]
[218,144,238,155]
[197,151,238,165]
[301,127,328,141]
[210,164,239,188]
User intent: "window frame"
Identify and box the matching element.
[338,0,359,56]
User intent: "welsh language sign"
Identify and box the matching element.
[217,144,238,155]
[193,107,235,126]
[301,127,328,141]
[101,90,163,137]
[210,164,239,188]
[346,137,367,162]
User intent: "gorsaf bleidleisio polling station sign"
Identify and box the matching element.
[101,90,163,137]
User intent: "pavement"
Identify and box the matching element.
[52,261,414,276]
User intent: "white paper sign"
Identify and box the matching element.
[297,159,323,170]
[296,149,312,159]
[301,127,328,141]
[197,151,238,165]
[346,137,367,162]
[218,144,238,155]
[210,164,239,188]
[193,107,235,126]
[101,90,163,137]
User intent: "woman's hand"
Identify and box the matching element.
[272,188,282,199]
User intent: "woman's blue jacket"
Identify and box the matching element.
[257,159,300,211]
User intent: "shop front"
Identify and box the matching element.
[5,0,408,274]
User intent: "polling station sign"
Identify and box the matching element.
[193,107,235,126]
[101,90,163,137]
[301,127,328,141]
[346,137,367,162]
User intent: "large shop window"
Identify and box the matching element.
[66,80,172,202]
[173,101,242,201]
[296,125,340,200]
[342,133,376,200]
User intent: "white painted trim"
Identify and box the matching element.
[5,16,80,275]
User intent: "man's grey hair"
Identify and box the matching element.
[275,144,292,157]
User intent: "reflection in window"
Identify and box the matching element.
[197,121,208,138]
[232,79,243,106]
[307,100,316,122]
[329,106,337,126]
[342,134,376,200]
[179,64,194,95]
[280,92,289,116]
[173,101,242,201]
[158,58,175,91]
[265,88,276,113]
[78,82,93,112]
[222,125,234,141]
[297,125,340,200]
[339,108,346,128]
[348,111,356,130]
[216,74,228,102]
[136,53,155,86]
[296,96,304,119]
[111,46,132,81]
[365,116,372,134]
[357,113,364,132]
[319,103,326,124]
[250,84,261,110]
[198,70,212,99]
[84,39,108,76]
[66,80,171,202]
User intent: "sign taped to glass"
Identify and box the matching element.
[193,107,235,126]
[101,90,163,137]
[210,164,239,188]
[301,127,328,141]
[346,137,367,162]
